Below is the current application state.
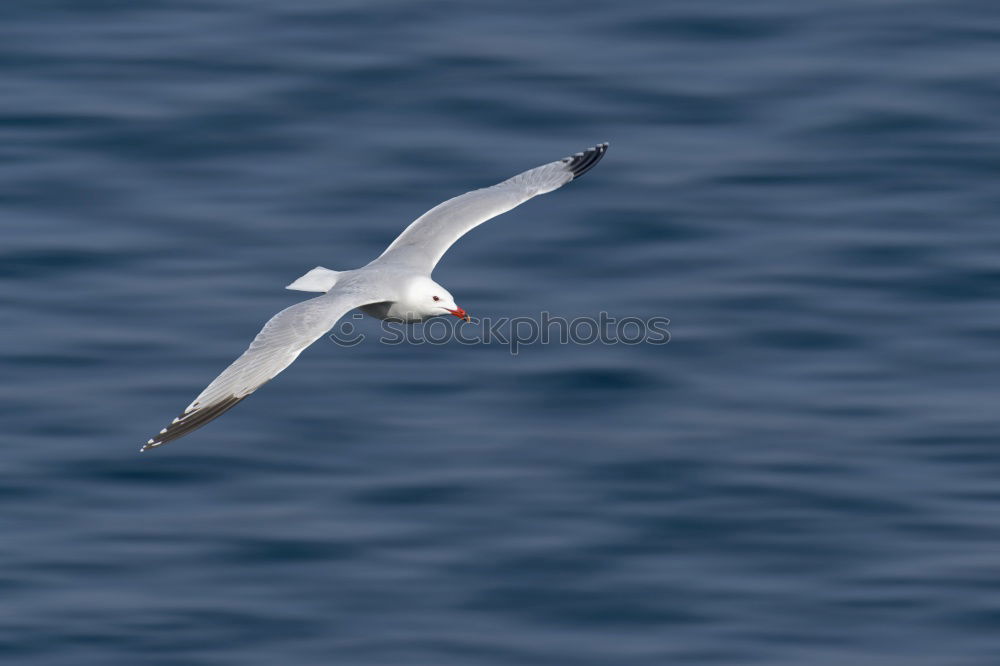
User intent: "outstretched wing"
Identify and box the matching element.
[142,286,378,451]
[378,142,608,273]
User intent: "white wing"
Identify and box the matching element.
[378,143,608,273]
[142,285,379,451]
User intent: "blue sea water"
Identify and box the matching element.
[3,1,1000,664]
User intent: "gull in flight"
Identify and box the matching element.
[142,142,609,450]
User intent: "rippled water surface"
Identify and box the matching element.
[3,1,1000,664]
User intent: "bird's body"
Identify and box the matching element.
[143,142,608,450]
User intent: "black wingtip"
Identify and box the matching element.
[563,142,609,180]
[140,395,246,451]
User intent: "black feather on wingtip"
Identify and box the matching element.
[563,142,609,180]
[141,394,246,450]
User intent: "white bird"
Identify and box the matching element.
[142,142,609,450]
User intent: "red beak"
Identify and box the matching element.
[447,307,471,322]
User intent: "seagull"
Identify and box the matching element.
[142,142,608,451]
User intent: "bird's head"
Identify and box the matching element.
[401,276,470,322]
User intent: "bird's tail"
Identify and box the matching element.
[285,266,341,292]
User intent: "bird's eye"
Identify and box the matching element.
[432,296,440,302]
